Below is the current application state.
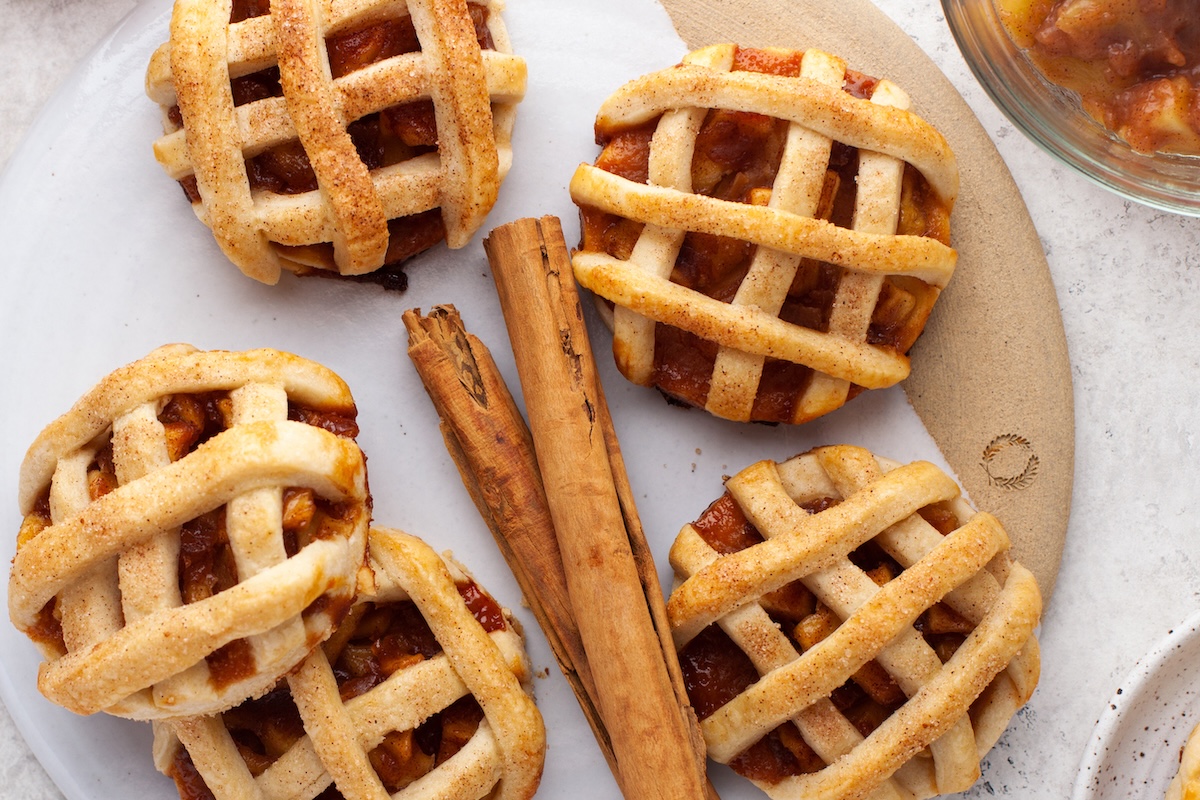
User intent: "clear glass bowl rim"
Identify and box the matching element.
[939,0,1200,215]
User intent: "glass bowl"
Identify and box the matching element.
[940,0,1200,215]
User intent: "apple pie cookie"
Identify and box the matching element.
[9,344,371,720]
[571,45,958,424]
[145,0,526,287]
[156,526,546,800]
[666,445,1040,799]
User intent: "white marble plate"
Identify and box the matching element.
[0,1,959,799]
[1072,609,1200,800]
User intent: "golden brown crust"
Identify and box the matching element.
[156,527,546,800]
[8,345,370,720]
[571,45,958,424]
[146,0,526,283]
[272,0,391,275]
[667,445,1040,800]
[18,345,357,513]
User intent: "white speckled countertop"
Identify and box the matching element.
[3,0,1200,799]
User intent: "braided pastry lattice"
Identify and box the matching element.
[571,45,959,424]
[9,344,371,720]
[155,527,546,800]
[146,0,526,283]
[667,445,1040,800]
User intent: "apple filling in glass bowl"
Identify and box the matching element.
[997,0,1200,155]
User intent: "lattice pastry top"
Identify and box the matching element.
[571,44,959,424]
[146,0,526,286]
[666,445,1040,800]
[9,344,371,720]
[155,526,546,800]
[1167,722,1200,800]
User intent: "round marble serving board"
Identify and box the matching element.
[660,0,1074,602]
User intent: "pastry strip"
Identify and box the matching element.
[706,49,845,420]
[799,78,910,420]
[169,0,280,282]
[19,347,355,510]
[408,0,501,247]
[593,62,958,203]
[272,0,389,274]
[571,168,956,286]
[574,250,911,389]
[612,44,735,385]
[12,422,364,631]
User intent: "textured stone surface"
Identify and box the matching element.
[0,0,137,172]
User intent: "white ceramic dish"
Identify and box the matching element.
[0,1,959,799]
[1072,610,1200,800]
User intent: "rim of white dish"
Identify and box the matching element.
[1071,607,1200,800]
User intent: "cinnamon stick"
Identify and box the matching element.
[402,305,615,774]
[483,216,711,800]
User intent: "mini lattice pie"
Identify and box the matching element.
[156,526,546,800]
[8,344,371,720]
[1167,722,1200,800]
[571,44,959,424]
[145,0,526,287]
[666,445,1040,799]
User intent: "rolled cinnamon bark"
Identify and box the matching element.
[483,216,711,800]
[402,304,615,774]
